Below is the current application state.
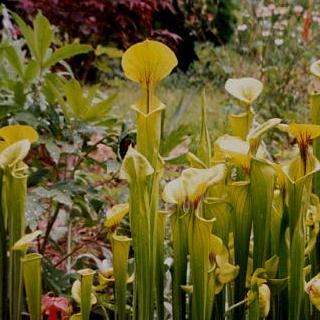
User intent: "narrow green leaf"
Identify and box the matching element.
[79,269,95,320]
[310,92,320,196]
[188,210,215,320]
[228,181,251,314]
[44,44,92,69]
[11,12,37,58]
[21,253,42,320]
[196,89,211,166]
[23,59,39,83]
[33,13,53,65]
[171,207,188,320]
[95,45,123,58]
[119,146,154,319]
[251,159,276,268]
[155,211,167,320]
[113,235,131,320]
[3,46,24,78]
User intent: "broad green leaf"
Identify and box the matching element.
[23,59,39,83]
[225,77,263,105]
[11,12,37,58]
[33,13,53,65]
[21,253,42,320]
[63,79,85,117]
[45,140,61,164]
[62,79,115,121]
[81,94,116,121]
[3,46,24,78]
[43,74,68,114]
[121,39,177,88]
[95,45,123,58]
[44,44,92,69]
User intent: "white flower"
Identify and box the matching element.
[237,24,248,32]
[268,4,276,11]
[274,6,288,16]
[225,77,263,105]
[256,6,272,18]
[294,5,304,15]
[262,30,271,37]
[274,38,284,46]
[312,16,320,23]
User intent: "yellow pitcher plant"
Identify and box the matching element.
[0,125,38,320]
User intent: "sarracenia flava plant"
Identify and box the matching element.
[117,43,320,319]
[121,40,177,319]
[13,231,42,320]
[0,125,38,320]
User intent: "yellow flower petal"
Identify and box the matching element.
[214,135,251,170]
[225,77,263,105]
[121,39,178,88]
[13,230,42,251]
[286,123,320,143]
[0,125,38,151]
[259,284,271,318]
[311,60,320,78]
[104,203,129,228]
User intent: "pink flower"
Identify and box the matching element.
[41,293,71,320]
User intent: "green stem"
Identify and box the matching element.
[5,170,27,320]
[172,207,188,320]
[229,181,251,318]
[0,169,7,320]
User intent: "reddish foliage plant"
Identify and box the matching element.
[14,0,180,49]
